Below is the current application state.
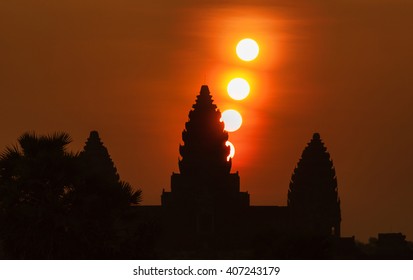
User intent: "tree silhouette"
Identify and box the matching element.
[0,131,147,259]
[288,133,341,238]
[0,132,76,259]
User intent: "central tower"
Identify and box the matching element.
[161,85,249,210]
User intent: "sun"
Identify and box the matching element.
[226,141,235,161]
[236,38,259,61]
[227,78,250,100]
[221,109,242,132]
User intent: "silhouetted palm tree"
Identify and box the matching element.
[0,132,76,259]
[0,131,148,259]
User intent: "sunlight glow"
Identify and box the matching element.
[236,38,259,61]
[227,78,250,100]
[221,109,243,132]
[226,141,235,161]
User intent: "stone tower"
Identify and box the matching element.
[161,85,249,211]
[288,133,341,237]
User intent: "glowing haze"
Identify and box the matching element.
[1,0,413,242]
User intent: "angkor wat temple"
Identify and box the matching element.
[1,85,410,259]
[137,85,346,259]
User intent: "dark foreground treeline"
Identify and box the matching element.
[0,131,157,259]
[247,233,413,260]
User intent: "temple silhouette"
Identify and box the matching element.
[0,85,411,259]
[137,85,345,258]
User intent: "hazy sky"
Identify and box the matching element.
[1,0,412,241]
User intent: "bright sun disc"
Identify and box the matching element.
[221,109,242,132]
[227,78,250,100]
[236,38,259,61]
[226,141,235,161]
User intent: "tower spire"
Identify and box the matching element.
[288,132,341,237]
[179,85,231,177]
[161,85,249,209]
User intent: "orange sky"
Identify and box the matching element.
[1,0,413,242]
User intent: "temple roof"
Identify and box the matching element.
[178,85,231,177]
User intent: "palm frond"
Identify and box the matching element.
[18,131,39,156]
[0,145,21,162]
[46,132,72,146]
[120,181,142,205]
